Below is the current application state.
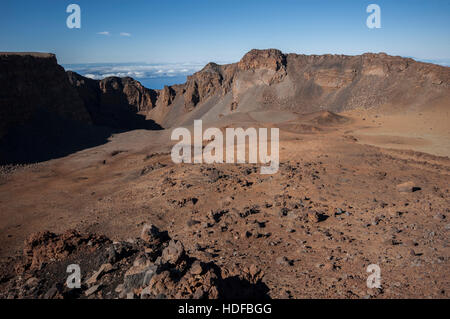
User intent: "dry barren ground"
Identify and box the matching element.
[0,110,449,298]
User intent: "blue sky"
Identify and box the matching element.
[1,0,449,65]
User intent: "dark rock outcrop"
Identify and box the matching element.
[67,72,161,130]
[0,227,269,299]
[0,53,91,140]
[0,53,113,165]
[0,53,162,164]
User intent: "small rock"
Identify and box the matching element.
[84,284,101,296]
[396,182,421,193]
[308,211,329,223]
[372,216,382,226]
[115,284,124,293]
[86,263,113,285]
[119,290,127,299]
[193,287,205,299]
[276,256,293,266]
[133,255,152,268]
[141,286,152,299]
[141,224,158,241]
[43,286,59,299]
[334,208,345,216]
[25,277,39,288]
[141,224,165,243]
[187,219,200,227]
[105,245,118,263]
[123,264,157,292]
[161,240,185,265]
[279,207,289,217]
[190,261,203,275]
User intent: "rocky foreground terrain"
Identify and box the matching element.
[0,50,449,299]
[0,225,267,299]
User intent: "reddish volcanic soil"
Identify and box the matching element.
[0,109,449,299]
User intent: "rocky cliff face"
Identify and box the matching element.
[182,62,237,111]
[0,53,110,164]
[63,49,449,129]
[67,72,160,130]
[0,53,91,140]
[0,49,448,164]
[144,49,449,127]
[0,53,163,164]
[2,50,448,138]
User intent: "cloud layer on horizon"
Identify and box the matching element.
[416,58,450,67]
[63,62,205,80]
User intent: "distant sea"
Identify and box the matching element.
[138,76,188,89]
[63,62,204,90]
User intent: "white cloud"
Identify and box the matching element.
[97,31,110,36]
[120,32,131,37]
[64,62,205,80]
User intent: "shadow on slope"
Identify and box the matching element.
[0,109,114,165]
[86,98,163,131]
[70,73,163,131]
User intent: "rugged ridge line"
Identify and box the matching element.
[0,50,448,164]
[65,49,449,129]
[142,49,449,127]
